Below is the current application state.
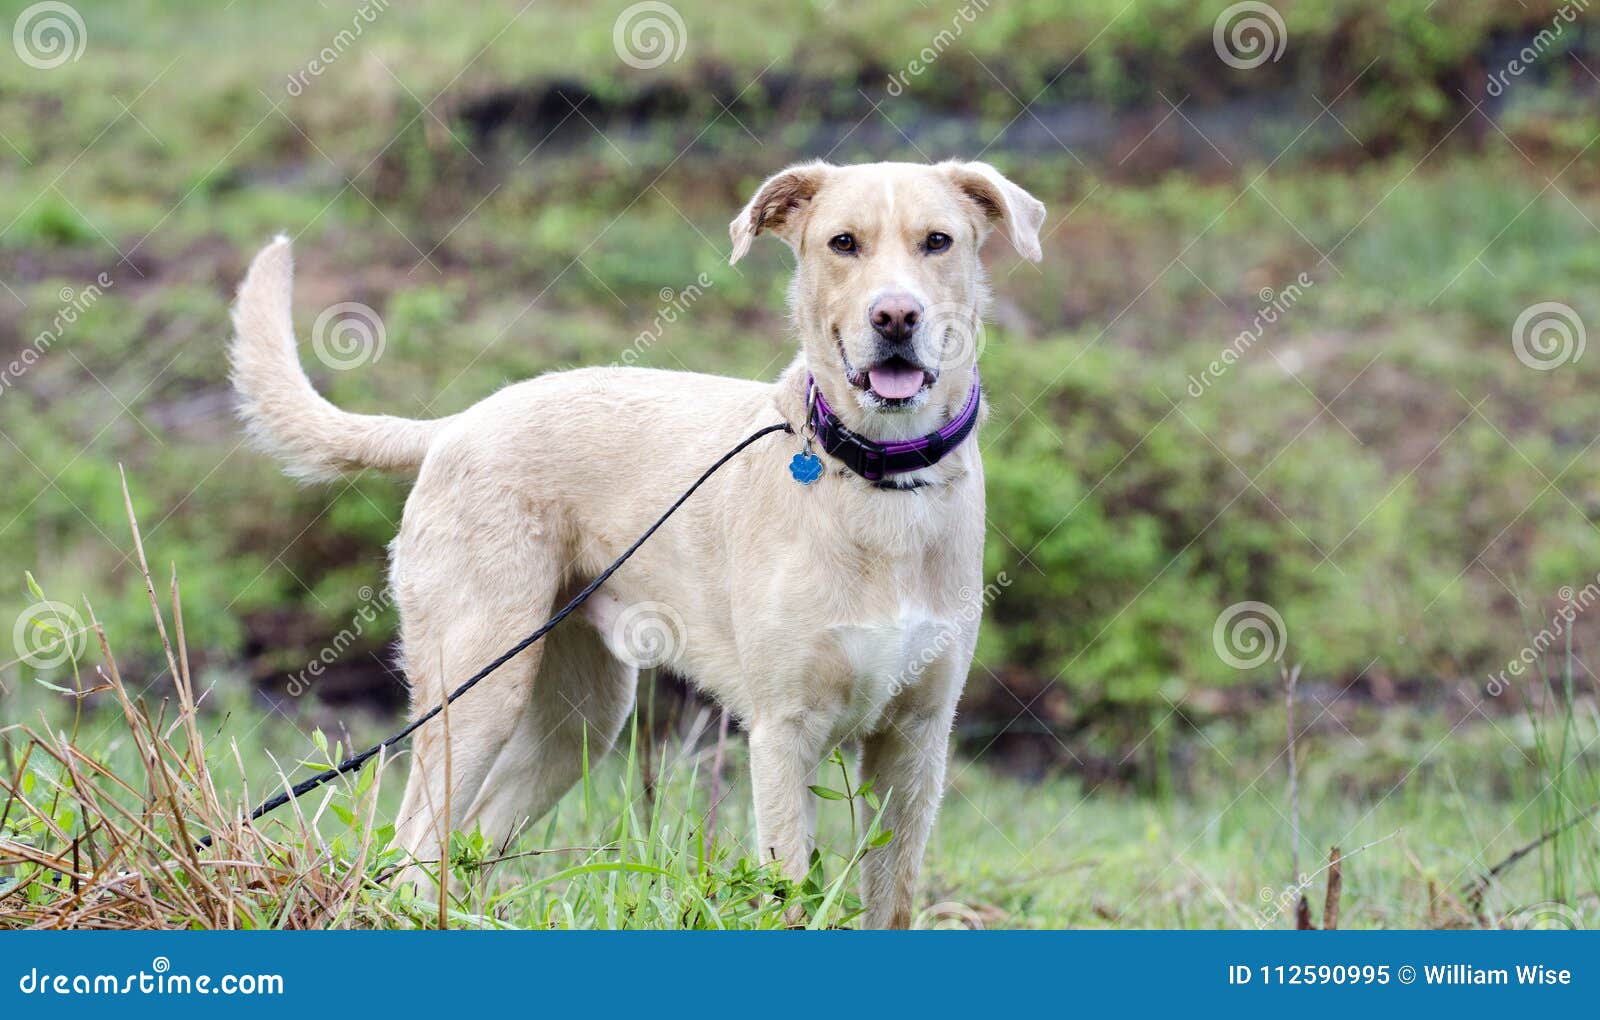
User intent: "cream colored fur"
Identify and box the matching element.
[228,160,1044,929]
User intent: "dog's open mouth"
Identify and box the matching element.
[843,350,937,406]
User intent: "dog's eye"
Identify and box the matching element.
[924,231,952,253]
[828,233,857,254]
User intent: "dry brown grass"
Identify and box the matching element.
[0,477,400,930]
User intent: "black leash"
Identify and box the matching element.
[198,421,794,850]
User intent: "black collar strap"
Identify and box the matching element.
[806,369,981,483]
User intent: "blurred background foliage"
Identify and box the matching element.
[1,0,1598,775]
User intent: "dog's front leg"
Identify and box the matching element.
[747,714,831,900]
[857,693,959,929]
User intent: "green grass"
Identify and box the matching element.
[4,591,1597,929]
[5,504,1598,928]
[4,676,1595,929]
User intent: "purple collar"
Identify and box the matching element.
[805,369,981,484]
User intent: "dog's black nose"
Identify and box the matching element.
[869,293,922,344]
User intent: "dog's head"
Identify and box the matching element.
[730,160,1044,434]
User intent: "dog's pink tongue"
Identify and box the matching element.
[867,363,925,400]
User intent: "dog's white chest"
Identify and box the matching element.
[827,607,952,735]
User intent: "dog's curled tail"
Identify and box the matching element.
[229,236,451,483]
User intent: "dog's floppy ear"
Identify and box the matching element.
[940,161,1047,263]
[729,161,832,264]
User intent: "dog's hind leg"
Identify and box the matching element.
[391,605,551,884]
[456,620,638,847]
[388,482,567,885]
